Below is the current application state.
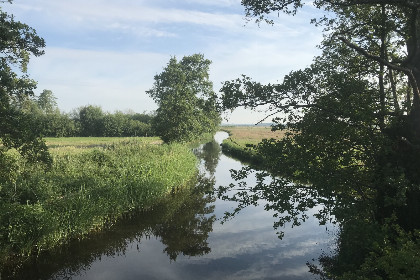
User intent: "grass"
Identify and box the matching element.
[45,137,162,153]
[0,137,197,263]
[221,126,286,145]
[220,126,286,164]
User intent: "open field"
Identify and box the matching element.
[220,126,286,164]
[221,126,286,145]
[45,137,161,150]
[45,137,162,155]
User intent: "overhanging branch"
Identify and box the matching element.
[325,0,420,9]
[338,36,420,101]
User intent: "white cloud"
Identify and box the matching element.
[5,0,323,123]
[29,48,170,113]
[183,0,240,7]
[105,22,177,38]
[12,0,244,30]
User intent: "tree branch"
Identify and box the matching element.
[338,36,420,101]
[325,0,420,9]
[338,36,408,73]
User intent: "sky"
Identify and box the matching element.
[3,0,323,124]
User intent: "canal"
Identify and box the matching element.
[5,132,334,279]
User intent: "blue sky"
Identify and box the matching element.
[4,0,322,124]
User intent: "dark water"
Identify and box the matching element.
[4,132,334,280]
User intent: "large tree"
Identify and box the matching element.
[0,1,50,166]
[218,1,420,278]
[77,105,104,137]
[147,54,221,143]
[242,0,420,140]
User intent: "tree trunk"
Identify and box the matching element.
[388,69,400,113]
[405,8,420,141]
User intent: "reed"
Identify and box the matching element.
[0,139,197,262]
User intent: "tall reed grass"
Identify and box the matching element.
[0,139,197,262]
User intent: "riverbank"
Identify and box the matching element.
[220,126,285,165]
[0,138,197,264]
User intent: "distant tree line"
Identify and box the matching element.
[19,90,154,137]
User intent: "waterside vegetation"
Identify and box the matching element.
[220,126,285,165]
[0,138,197,264]
[1,175,216,279]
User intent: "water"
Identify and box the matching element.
[5,132,334,280]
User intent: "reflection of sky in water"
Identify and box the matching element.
[61,132,336,280]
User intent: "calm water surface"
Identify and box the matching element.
[7,132,335,280]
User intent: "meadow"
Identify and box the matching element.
[221,126,286,145]
[0,137,196,263]
[45,136,162,150]
[220,126,285,164]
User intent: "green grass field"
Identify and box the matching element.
[45,137,162,153]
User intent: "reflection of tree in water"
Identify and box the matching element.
[215,167,326,239]
[154,176,216,261]
[1,175,216,280]
[193,140,221,176]
[216,164,420,278]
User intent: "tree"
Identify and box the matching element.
[37,89,58,114]
[15,90,77,138]
[76,105,104,137]
[147,54,221,143]
[242,0,420,139]
[102,112,126,137]
[0,1,50,165]
[218,0,420,277]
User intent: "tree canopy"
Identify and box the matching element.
[218,1,420,278]
[147,54,221,143]
[0,1,50,166]
[241,0,420,131]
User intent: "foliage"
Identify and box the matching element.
[216,0,420,278]
[18,94,154,138]
[101,111,152,137]
[71,105,153,137]
[220,139,261,165]
[0,139,198,262]
[19,92,77,138]
[0,1,50,165]
[318,219,420,280]
[77,105,104,137]
[37,89,57,113]
[240,0,420,134]
[147,54,221,143]
[1,175,216,279]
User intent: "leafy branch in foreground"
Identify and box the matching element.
[218,0,420,278]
